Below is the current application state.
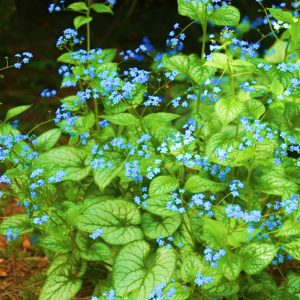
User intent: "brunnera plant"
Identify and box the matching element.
[1,0,300,299]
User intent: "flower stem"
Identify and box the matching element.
[201,13,207,62]
[247,158,256,211]
[87,0,91,53]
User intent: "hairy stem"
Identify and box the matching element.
[247,158,256,211]
[87,0,91,53]
[201,14,207,62]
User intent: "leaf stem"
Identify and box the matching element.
[246,157,256,211]
[227,58,235,101]
[87,0,91,53]
[26,119,55,136]
[0,65,14,72]
[200,13,207,62]
[94,98,100,132]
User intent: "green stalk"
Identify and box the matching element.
[87,0,91,53]
[94,98,100,132]
[200,11,207,62]
[227,58,240,140]
[0,65,14,72]
[86,0,99,131]
[246,159,256,211]
[227,58,235,101]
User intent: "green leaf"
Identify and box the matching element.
[173,214,195,247]
[74,113,95,132]
[60,95,81,111]
[143,113,181,122]
[270,78,284,96]
[140,212,181,239]
[212,205,229,226]
[274,286,298,300]
[283,239,300,260]
[149,175,179,197]
[202,224,226,249]
[38,235,73,254]
[162,282,191,300]
[269,67,294,90]
[258,174,298,196]
[95,62,118,75]
[204,53,228,69]
[39,268,82,300]
[286,271,300,297]
[254,139,277,160]
[34,128,62,152]
[180,252,205,282]
[184,174,227,194]
[65,204,87,226]
[98,49,117,63]
[0,214,33,235]
[264,40,286,64]
[234,146,255,163]
[205,132,228,157]
[46,251,83,277]
[291,21,300,41]
[90,3,114,14]
[67,2,88,11]
[113,240,176,299]
[162,53,216,85]
[200,267,224,291]
[238,242,279,275]
[92,152,124,192]
[208,5,240,26]
[100,113,139,126]
[77,200,143,245]
[74,16,93,30]
[219,253,243,281]
[203,280,240,297]
[162,53,188,74]
[187,53,217,85]
[228,225,260,247]
[57,52,75,64]
[243,99,266,119]
[75,232,111,261]
[143,195,181,217]
[177,0,206,24]
[203,217,228,238]
[231,59,258,73]
[4,104,33,123]
[275,219,300,237]
[36,146,92,182]
[215,99,244,126]
[268,8,294,23]
[46,254,70,276]
[241,270,277,299]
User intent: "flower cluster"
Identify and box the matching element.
[13,52,34,69]
[6,228,19,242]
[225,204,262,223]
[40,89,57,98]
[189,193,216,218]
[280,194,299,215]
[155,235,174,249]
[195,272,214,287]
[165,190,186,214]
[48,1,64,13]
[56,28,85,49]
[229,179,245,197]
[204,247,227,268]
[33,215,50,225]
[89,228,104,239]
